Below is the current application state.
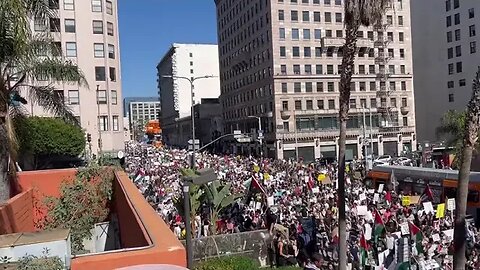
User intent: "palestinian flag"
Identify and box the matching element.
[409,222,424,254]
[244,177,267,204]
[397,262,410,270]
[374,209,385,241]
[359,233,370,267]
[419,184,434,203]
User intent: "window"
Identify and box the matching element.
[447,81,454,88]
[281,65,287,74]
[314,12,321,22]
[107,22,114,36]
[448,63,454,74]
[302,11,309,21]
[279,10,285,20]
[291,10,298,21]
[446,16,452,27]
[370,82,376,91]
[295,100,302,110]
[108,44,115,58]
[446,0,451,11]
[470,25,476,37]
[111,90,117,104]
[327,65,334,74]
[447,31,452,42]
[280,46,286,57]
[314,29,321,39]
[98,116,108,131]
[453,0,459,9]
[66,42,77,57]
[93,20,103,34]
[294,82,301,92]
[95,66,106,81]
[399,49,405,58]
[360,98,367,108]
[316,82,323,92]
[469,8,475,19]
[401,81,406,90]
[283,121,289,131]
[358,65,365,74]
[335,0,341,5]
[68,90,79,105]
[459,79,466,86]
[369,65,375,74]
[359,82,366,91]
[455,45,462,57]
[471,41,477,54]
[305,65,312,74]
[49,0,59,9]
[92,0,102,12]
[325,12,331,23]
[305,82,313,92]
[456,61,462,73]
[112,116,119,131]
[403,117,408,127]
[106,0,113,15]
[279,28,286,39]
[349,99,356,109]
[455,29,461,41]
[282,83,288,93]
[317,100,324,110]
[64,0,74,10]
[50,18,60,32]
[327,82,334,92]
[292,28,299,39]
[97,90,107,104]
[34,17,47,32]
[282,101,289,111]
[336,30,343,37]
[303,29,311,40]
[448,47,454,59]
[448,93,454,102]
[454,13,460,25]
[109,67,116,81]
[64,19,75,33]
[306,100,313,110]
[292,46,300,57]
[401,98,408,107]
[400,65,406,74]
[304,47,311,57]
[335,13,342,23]
[398,16,404,26]
[323,100,334,112]
[387,15,393,25]
[399,32,404,42]
[94,43,105,58]
[370,98,377,108]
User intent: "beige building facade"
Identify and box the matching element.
[215,0,417,161]
[25,0,124,156]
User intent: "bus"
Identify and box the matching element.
[366,165,480,225]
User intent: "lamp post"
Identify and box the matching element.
[247,115,263,158]
[162,75,217,169]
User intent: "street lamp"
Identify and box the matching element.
[161,75,217,169]
[247,115,263,158]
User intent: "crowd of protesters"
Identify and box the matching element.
[124,142,480,270]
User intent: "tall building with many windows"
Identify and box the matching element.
[215,0,417,160]
[28,0,124,155]
[123,97,161,140]
[412,0,479,142]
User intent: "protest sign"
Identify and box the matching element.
[378,184,384,193]
[402,196,410,206]
[447,198,456,211]
[423,202,434,214]
[436,203,446,218]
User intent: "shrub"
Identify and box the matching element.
[194,256,258,270]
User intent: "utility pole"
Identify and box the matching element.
[362,106,367,173]
[248,116,263,158]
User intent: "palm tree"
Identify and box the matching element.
[436,110,468,168]
[454,68,480,269]
[337,1,391,268]
[0,0,86,202]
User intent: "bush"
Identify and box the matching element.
[194,256,258,270]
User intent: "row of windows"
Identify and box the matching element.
[278,64,408,75]
[447,42,477,59]
[34,18,115,36]
[95,66,117,82]
[446,11,475,28]
[280,81,408,93]
[286,115,409,132]
[448,62,463,74]
[447,79,467,88]
[279,28,406,42]
[278,0,342,5]
[445,0,460,11]
[218,0,268,30]
[446,27,477,43]
[65,42,116,58]
[223,84,273,107]
[280,46,406,59]
[98,115,120,131]
[58,89,117,106]
[281,97,408,111]
[50,0,114,15]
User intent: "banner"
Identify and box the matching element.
[402,196,410,206]
[436,203,446,218]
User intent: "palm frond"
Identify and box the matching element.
[21,58,87,87]
[25,0,56,20]
[25,84,79,125]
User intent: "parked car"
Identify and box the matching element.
[396,157,413,166]
[374,155,392,164]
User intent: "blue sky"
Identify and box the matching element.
[118,0,218,98]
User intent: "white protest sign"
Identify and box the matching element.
[374,193,380,203]
[432,233,440,242]
[423,202,434,214]
[447,198,456,211]
[378,184,384,193]
[357,205,368,216]
[267,196,274,207]
[365,223,372,240]
[400,222,409,235]
[443,229,454,241]
[368,189,375,194]
[312,187,320,194]
[359,193,367,201]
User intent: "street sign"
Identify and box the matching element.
[188,139,200,145]
[237,137,252,143]
[233,130,242,139]
[258,130,264,139]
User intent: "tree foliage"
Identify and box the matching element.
[15,116,85,157]
[40,164,114,254]
[436,110,468,149]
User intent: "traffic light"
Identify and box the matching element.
[87,133,92,142]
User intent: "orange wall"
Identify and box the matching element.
[71,171,186,269]
[0,189,34,234]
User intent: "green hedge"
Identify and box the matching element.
[193,256,301,270]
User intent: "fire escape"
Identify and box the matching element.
[374,16,398,130]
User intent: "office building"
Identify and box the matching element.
[123,97,161,140]
[26,0,124,155]
[412,0,479,142]
[214,0,417,161]
[157,43,221,147]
